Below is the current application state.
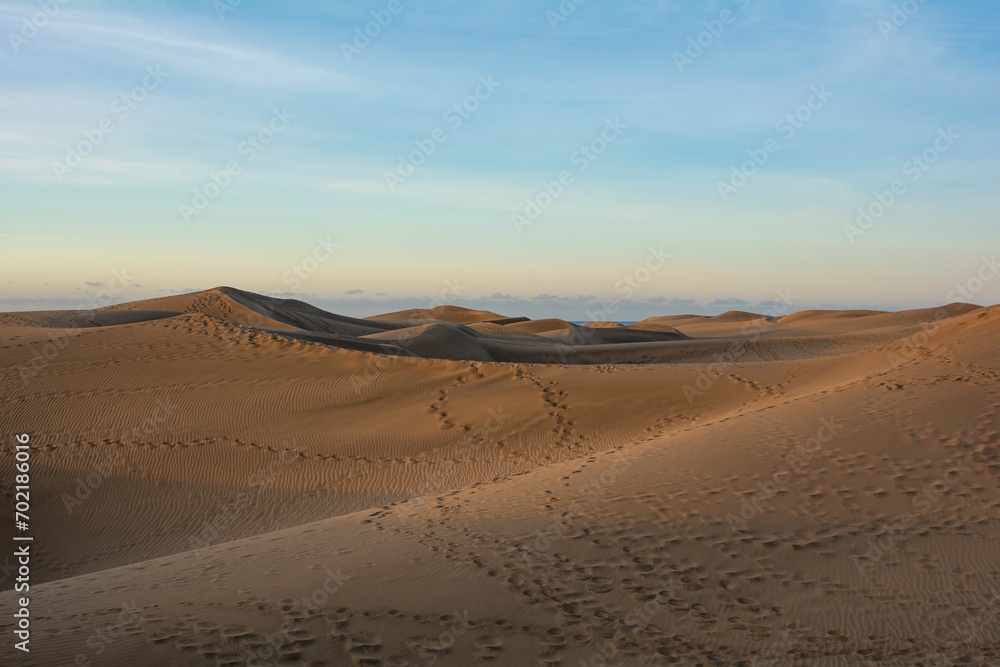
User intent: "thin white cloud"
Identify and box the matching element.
[0,152,209,186]
[3,6,345,88]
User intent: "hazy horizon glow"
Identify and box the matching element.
[2,0,999,319]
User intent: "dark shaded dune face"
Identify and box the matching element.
[220,286,399,337]
[357,321,695,364]
[541,326,690,345]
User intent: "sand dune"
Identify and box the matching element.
[634,302,982,341]
[367,305,516,325]
[504,318,578,335]
[109,287,399,337]
[0,289,997,665]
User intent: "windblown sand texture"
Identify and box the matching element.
[1,287,998,665]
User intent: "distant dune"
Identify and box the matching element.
[1,288,997,665]
[106,286,400,337]
[366,304,514,325]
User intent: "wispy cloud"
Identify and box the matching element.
[2,6,345,88]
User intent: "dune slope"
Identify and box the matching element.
[0,293,996,665]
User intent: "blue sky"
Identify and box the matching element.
[1,0,998,319]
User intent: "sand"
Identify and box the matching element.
[0,288,997,665]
